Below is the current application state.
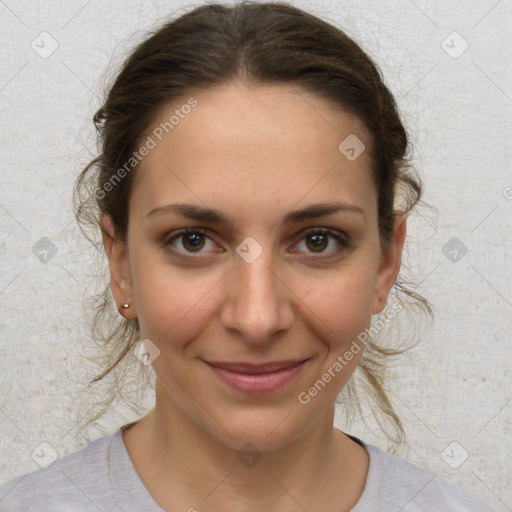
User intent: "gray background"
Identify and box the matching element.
[0,0,510,510]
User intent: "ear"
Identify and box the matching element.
[372,211,407,315]
[100,215,135,319]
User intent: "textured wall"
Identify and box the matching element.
[0,0,510,510]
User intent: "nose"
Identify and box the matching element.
[220,240,295,345]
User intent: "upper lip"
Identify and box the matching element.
[204,359,309,374]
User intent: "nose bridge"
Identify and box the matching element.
[222,235,293,342]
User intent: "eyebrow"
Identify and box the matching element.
[146,201,365,227]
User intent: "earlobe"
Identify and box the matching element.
[372,211,407,315]
[100,215,135,319]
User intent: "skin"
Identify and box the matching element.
[101,80,406,511]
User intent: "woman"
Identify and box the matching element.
[0,1,492,510]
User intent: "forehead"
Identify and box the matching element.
[130,81,376,223]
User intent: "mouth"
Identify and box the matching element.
[203,358,310,394]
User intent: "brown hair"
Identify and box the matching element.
[73,0,432,449]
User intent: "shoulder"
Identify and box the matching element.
[352,437,493,511]
[0,432,115,512]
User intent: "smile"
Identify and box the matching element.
[203,359,310,394]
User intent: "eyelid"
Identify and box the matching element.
[163,226,350,258]
[162,227,220,256]
[161,227,210,246]
[291,226,350,255]
[299,226,349,244]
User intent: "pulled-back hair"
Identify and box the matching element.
[73,0,432,449]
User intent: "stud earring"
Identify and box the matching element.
[121,303,129,309]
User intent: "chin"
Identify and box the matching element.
[207,406,309,452]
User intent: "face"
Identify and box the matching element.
[103,81,405,451]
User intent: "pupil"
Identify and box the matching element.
[185,233,204,251]
[308,234,326,251]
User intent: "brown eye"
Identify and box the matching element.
[305,233,329,252]
[181,232,206,252]
[293,227,349,258]
[164,228,218,256]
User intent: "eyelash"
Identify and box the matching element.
[163,227,350,260]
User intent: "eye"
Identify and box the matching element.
[163,228,220,256]
[291,227,350,258]
[163,226,350,259]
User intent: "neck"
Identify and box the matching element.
[122,380,368,511]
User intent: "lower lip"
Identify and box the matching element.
[205,360,308,394]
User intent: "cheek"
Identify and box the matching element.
[130,226,380,348]
[131,253,224,347]
[302,266,377,346]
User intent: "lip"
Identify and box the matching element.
[204,359,310,394]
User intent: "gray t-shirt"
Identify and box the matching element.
[0,425,493,511]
